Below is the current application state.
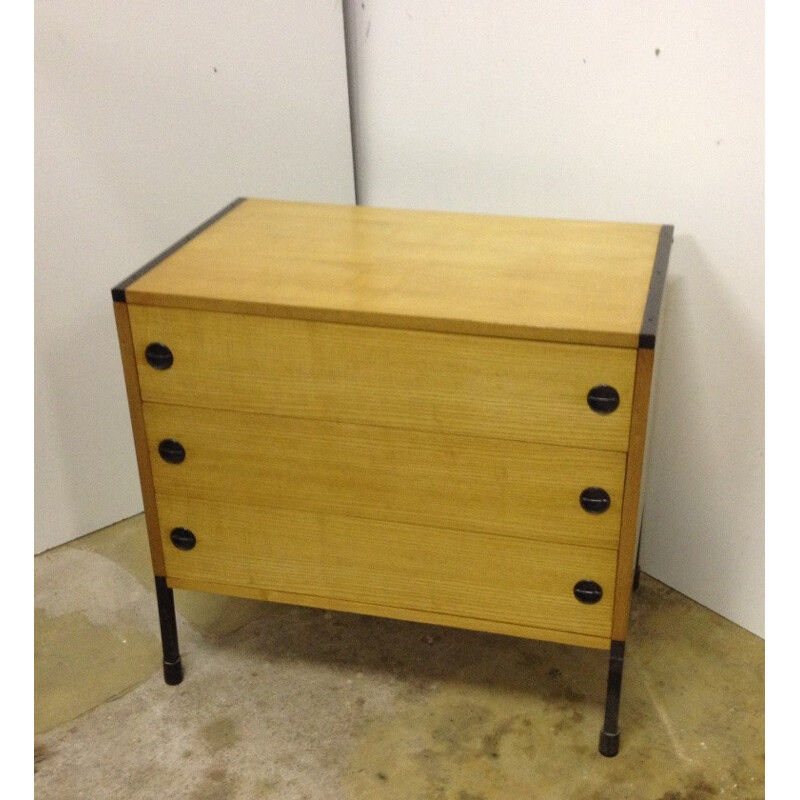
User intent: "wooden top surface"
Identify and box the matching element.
[122,198,666,347]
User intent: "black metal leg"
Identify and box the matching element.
[154,576,183,685]
[598,640,625,757]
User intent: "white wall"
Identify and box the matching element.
[343,1,764,636]
[35,1,355,553]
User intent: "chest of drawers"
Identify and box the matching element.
[112,198,671,756]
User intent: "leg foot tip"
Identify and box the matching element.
[163,659,183,685]
[599,730,620,757]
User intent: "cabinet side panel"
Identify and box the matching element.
[611,347,654,640]
[113,301,166,574]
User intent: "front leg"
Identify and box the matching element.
[598,640,625,756]
[154,576,183,685]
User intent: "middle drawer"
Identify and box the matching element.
[144,403,626,549]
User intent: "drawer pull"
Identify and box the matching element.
[580,487,611,513]
[170,527,196,551]
[145,342,174,370]
[587,385,620,414]
[573,580,603,604]
[158,439,186,464]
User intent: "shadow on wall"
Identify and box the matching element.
[640,233,764,635]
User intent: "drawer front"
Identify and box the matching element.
[157,496,617,639]
[130,304,636,452]
[144,403,626,549]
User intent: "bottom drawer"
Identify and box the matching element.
[158,495,617,642]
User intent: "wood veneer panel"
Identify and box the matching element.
[158,496,617,640]
[129,305,636,452]
[112,302,165,574]
[125,199,662,347]
[168,575,610,649]
[144,403,627,549]
[611,347,655,640]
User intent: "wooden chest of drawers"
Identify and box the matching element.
[112,198,671,756]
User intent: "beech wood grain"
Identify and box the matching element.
[158,496,617,641]
[129,304,636,452]
[144,403,627,550]
[125,199,662,347]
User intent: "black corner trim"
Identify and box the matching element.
[638,224,674,349]
[111,197,246,302]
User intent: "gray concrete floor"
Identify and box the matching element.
[35,515,764,799]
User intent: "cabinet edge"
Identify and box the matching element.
[639,225,674,349]
[110,197,246,302]
[113,301,167,574]
[611,347,655,640]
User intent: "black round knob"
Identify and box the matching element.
[158,439,186,464]
[145,342,174,370]
[587,385,620,414]
[170,527,196,551]
[574,580,603,604]
[580,487,611,513]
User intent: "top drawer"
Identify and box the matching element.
[129,304,636,451]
